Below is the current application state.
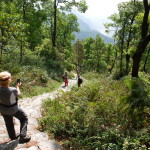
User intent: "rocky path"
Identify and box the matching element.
[0,76,77,150]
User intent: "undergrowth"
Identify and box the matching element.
[38,72,150,149]
[11,67,62,98]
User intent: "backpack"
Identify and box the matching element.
[62,76,65,80]
[78,78,83,84]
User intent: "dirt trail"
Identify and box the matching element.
[0,76,77,150]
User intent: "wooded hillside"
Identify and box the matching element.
[0,0,150,78]
[0,0,150,149]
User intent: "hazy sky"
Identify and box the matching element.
[80,0,130,36]
[85,0,130,18]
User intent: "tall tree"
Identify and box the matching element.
[73,40,84,72]
[105,0,144,77]
[132,0,150,77]
[83,37,95,71]
[106,43,117,73]
[0,1,27,63]
[82,36,106,73]
[51,0,87,48]
[94,35,106,72]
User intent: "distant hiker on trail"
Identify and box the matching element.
[0,71,31,144]
[63,72,68,86]
[77,75,83,88]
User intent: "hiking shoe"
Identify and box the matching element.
[19,135,31,144]
[11,133,20,140]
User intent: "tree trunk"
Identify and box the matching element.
[52,0,57,48]
[23,0,26,21]
[125,13,136,75]
[132,36,150,77]
[109,47,118,74]
[126,54,130,75]
[119,39,124,76]
[20,42,23,63]
[0,28,6,64]
[19,0,26,63]
[119,23,125,76]
[132,0,150,77]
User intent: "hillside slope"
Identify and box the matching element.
[74,14,114,44]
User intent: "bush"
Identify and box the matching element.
[39,72,150,149]
[122,138,147,150]
[11,66,61,98]
[39,73,125,149]
[120,76,150,129]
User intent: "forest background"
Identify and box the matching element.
[0,0,150,149]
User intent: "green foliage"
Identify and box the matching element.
[105,0,144,77]
[0,46,45,74]
[121,75,150,129]
[0,0,149,84]
[26,10,47,50]
[73,40,84,71]
[0,3,150,150]
[122,138,147,150]
[0,11,28,42]
[35,40,70,80]
[9,66,61,98]
[22,51,45,67]
[135,127,150,148]
[76,35,107,73]
[39,72,150,149]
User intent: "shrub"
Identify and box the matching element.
[39,72,150,149]
[39,73,127,149]
[122,138,147,150]
[11,67,61,98]
[120,76,150,129]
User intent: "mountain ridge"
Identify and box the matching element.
[74,13,114,44]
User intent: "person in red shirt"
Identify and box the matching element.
[63,72,68,86]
